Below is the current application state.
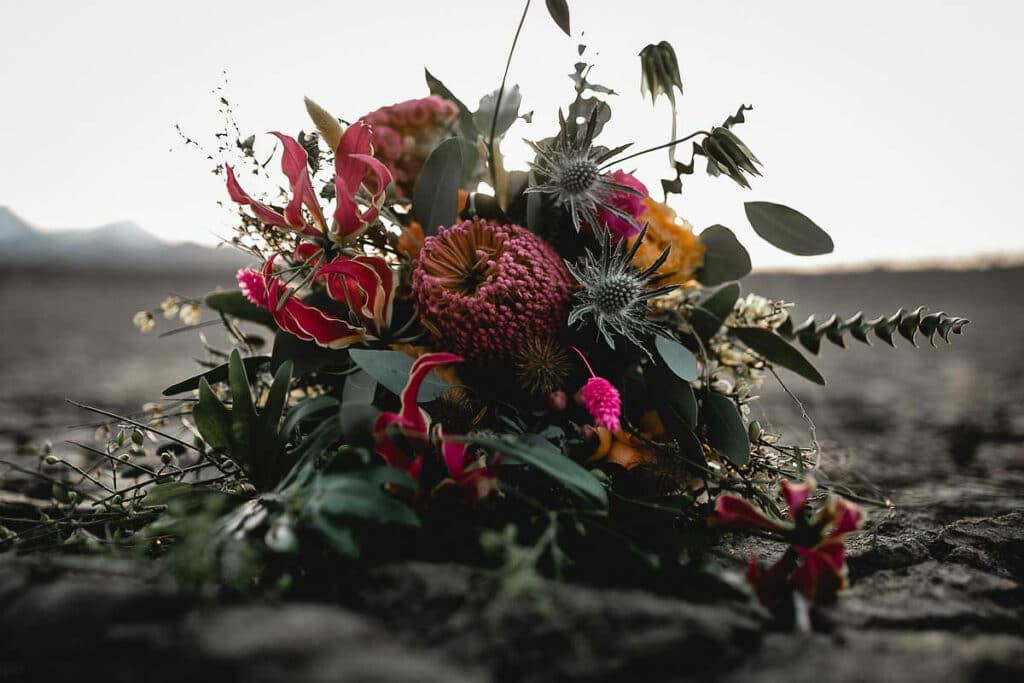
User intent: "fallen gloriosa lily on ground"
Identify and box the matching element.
[715,479,863,607]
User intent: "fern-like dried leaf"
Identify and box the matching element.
[779,307,969,353]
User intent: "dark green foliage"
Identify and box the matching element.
[697,226,751,285]
[162,355,271,396]
[703,392,749,466]
[413,137,464,236]
[732,326,826,385]
[192,350,294,490]
[205,290,277,329]
[777,307,971,353]
[545,0,571,36]
[744,202,833,256]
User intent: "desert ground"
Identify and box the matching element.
[0,265,1021,681]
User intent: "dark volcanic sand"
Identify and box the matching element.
[0,266,1022,681]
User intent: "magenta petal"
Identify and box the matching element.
[269,132,327,232]
[780,479,816,520]
[236,268,270,308]
[398,353,463,434]
[714,495,785,533]
[225,164,293,230]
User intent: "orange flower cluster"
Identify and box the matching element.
[628,198,705,286]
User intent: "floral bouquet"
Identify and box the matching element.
[14,1,969,623]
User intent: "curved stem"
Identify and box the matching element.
[601,130,710,171]
[487,0,532,189]
[569,345,596,378]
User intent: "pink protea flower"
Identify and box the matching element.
[571,346,622,433]
[412,218,574,363]
[594,170,648,240]
[358,96,459,197]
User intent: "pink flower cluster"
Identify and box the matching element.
[358,96,459,196]
[412,218,575,364]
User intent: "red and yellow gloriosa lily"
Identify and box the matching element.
[714,478,863,606]
[225,123,391,243]
[374,353,498,500]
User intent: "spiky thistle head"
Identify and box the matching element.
[565,226,677,351]
[514,336,571,395]
[527,108,644,235]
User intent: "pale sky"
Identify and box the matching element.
[2,0,1022,269]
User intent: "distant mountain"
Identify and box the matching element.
[0,207,249,270]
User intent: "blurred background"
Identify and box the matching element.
[1,0,1022,458]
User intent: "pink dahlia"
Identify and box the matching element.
[358,96,459,197]
[594,170,648,241]
[412,218,574,363]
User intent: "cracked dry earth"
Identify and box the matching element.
[1,268,1022,682]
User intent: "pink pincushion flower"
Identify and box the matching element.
[571,346,622,432]
[358,96,459,197]
[594,170,648,240]
[412,218,574,363]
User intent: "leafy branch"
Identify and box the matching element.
[776,306,970,354]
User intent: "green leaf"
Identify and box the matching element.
[655,335,699,381]
[467,433,607,509]
[205,290,277,329]
[744,202,834,256]
[413,138,464,237]
[311,514,360,559]
[162,356,271,396]
[690,281,741,341]
[348,349,451,402]
[270,330,343,377]
[545,0,571,35]
[279,396,340,441]
[261,360,293,441]
[318,477,421,527]
[342,369,377,405]
[703,392,750,466]
[474,84,522,139]
[698,225,751,285]
[193,378,231,451]
[424,68,479,139]
[227,350,256,455]
[339,402,380,450]
[732,326,827,385]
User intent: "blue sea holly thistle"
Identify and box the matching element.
[565,225,676,350]
[527,109,644,234]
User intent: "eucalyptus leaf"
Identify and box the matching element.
[744,202,834,256]
[655,335,699,381]
[342,369,377,405]
[348,349,452,402]
[698,225,751,285]
[703,392,750,466]
[545,0,571,36]
[474,84,522,139]
[732,326,826,385]
[413,138,463,236]
[690,281,741,341]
